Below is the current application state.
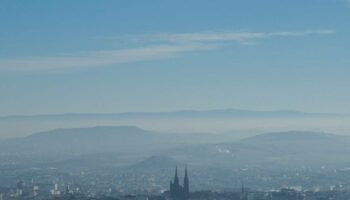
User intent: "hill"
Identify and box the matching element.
[0,126,238,159]
[130,155,181,169]
[0,126,161,157]
[167,131,350,168]
[2,128,350,170]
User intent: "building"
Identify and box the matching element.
[16,180,23,197]
[240,184,248,200]
[169,167,189,200]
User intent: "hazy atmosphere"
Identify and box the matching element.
[1,1,350,200]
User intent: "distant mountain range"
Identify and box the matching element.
[1,109,349,120]
[2,126,350,170]
[3,109,350,139]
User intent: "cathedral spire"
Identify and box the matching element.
[170,166,189,200]
[174,166,179,184]
[184,167,189,198]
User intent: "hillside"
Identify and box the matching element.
[0,126,160,156]
[0,126,237,158]
[2,128,350,170]
[167,131,350,168]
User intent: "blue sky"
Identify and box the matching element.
[0,0,350,116]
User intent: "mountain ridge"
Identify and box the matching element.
[239,130,335,142]
[27,125,152,139]
[2,108,349,120]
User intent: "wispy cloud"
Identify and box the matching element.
[0,29,335,72]
[149,30,335,43]
[0,44,215,72]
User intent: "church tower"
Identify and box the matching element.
[174,166,179,186]
[183,167,189,198]
[169,167,190,200]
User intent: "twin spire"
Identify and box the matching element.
[170,166,189,199]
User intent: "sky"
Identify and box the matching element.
[0,0,350,116]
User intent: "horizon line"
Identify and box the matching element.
[1,108,349,119]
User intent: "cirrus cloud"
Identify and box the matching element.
[0,29,335,72]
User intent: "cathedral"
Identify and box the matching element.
[169,167,189,200]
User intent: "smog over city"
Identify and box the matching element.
[1,1,350,200]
